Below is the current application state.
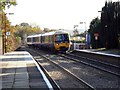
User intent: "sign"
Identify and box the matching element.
[94,33,99,37]
[94,33,99,40]
[95,36,98,40]
[6,32,10,36]
[87,33,91,46]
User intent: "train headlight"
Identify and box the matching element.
[56,44,59,45]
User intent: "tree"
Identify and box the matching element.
[15,23,42,45]
[73,29,79,36]
[101,1,120,49]
[89,17,102,48]
[0,0,17,52]
[0,13,20,52]
[0,0,16,10]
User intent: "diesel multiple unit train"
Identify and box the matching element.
[27,30,70,52]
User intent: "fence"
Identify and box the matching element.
[69,43,89,51]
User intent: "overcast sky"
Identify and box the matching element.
[5,0,118,34]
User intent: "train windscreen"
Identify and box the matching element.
[55,34,69,42]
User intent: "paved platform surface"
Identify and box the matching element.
[0,51,49,89]
[75,49,120,58]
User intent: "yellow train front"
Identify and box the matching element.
[42,30,70,53]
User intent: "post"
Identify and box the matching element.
[0,11,3,55]
[3,13,7,53]
[80,22,87,48]
[94,33,99,49]
[73,37,76,50]
[0,32,3,55]
[4,13,14,53]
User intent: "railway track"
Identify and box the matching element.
[60,53,120,77]
[20,46,120,89]
[27,48,95,89]
[71,50,119,66]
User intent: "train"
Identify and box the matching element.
[26,30,70,53]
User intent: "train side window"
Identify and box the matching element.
[33,37,35,42]
[51,35,53,43]
[47,36,48,43]
[44,36,45,43]
[39,36,41,43]
[51,36,52,43]
[45,36,47,43]
[36,37,39,42]
[27,38,31,42]
[49,35,52,43]
[50,35,52,43]
[45,36,49,43]
[48,35,50,43]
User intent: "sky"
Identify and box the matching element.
[5,0,119,34]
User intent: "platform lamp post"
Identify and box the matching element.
[4,12,14,53]
[73,25,79,50]
[79,22,87,42]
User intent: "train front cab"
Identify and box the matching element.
[54,33,70,52]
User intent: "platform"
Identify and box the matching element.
[75,49,120,58]
[0,51,51,89]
